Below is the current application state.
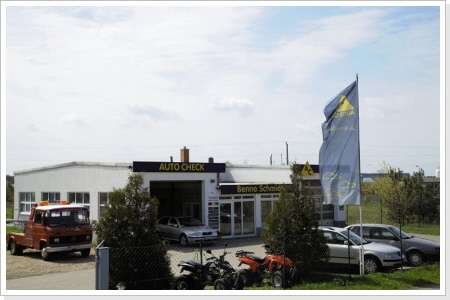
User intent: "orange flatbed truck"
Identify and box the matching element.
[6,201,93,261]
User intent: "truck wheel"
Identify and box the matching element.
[80,249,91,257]
[10,240,23,255]
[41,245,52,261]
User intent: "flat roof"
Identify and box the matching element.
[14,161,131,175]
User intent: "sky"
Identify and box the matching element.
[1,1,443,177]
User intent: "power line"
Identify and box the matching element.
[6,141,440,150]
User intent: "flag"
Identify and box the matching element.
[319,80,361,206]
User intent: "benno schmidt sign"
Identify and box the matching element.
[133,161,226,173]
[220,184,290,194]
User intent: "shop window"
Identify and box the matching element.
[19,192,35,213]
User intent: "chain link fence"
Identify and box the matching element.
[96,235,380,290]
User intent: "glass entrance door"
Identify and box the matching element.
[219,198,255,237]
[219,202,232,236]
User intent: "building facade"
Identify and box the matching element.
[13,151,346,238]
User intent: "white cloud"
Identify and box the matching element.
[210,96,256,117]
[4,5,441,176]
[61,114,88,128]
[127,104,178,122]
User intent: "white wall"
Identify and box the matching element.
[13,162,346,228]
[221,164,293,183]
[14,163,130,220]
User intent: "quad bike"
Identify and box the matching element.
[175,243,243,290]
[235,244,296,288]
[210,244,244,290]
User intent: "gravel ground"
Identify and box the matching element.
[5,248,95,280]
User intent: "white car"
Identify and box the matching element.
[319,226,406,274]
[156,216,219,246]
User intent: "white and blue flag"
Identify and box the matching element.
[319,80,361,206]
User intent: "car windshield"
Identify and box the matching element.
[339,229,369,245]
[47,209,90,226]
[387,225,411,239]
[178,217,203,227]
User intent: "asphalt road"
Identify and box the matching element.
[6,268,95,291]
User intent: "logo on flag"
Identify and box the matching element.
[332,96,355,118]
[319,80,361,206]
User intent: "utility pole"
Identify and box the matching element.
[286,142,289,165]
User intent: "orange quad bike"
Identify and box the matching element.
[235,245,297,288]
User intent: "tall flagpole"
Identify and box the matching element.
[356,73,364,275]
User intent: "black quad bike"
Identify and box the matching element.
[175,243,243,290]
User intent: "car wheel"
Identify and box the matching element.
[10,239,23,255]
[364,256,380,274]
[407,250,424,266]
[179,234,189,246]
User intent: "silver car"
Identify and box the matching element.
[319,226,406,274]
[156,216,219,246]
[346,224,440,266]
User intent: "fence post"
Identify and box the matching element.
[95,241,110,290]
[283,235,286,288]
[200,240,203,287]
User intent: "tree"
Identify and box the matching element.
[92,174,173,290]
[6,180,14,203]
[263,164,329,280]
[374,164,439,226]
[403,168,439,225]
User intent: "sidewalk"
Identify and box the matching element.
[6,268,95,290]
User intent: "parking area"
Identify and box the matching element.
[5,233,440,290]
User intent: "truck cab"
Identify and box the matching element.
[7,201,93,261]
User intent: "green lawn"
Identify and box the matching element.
[6,226,23,234]
[243,264,440,290]
[6,202,14,219]
[346,201,440,235]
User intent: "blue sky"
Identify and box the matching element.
[2,1,442,177]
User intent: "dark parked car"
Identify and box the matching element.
[156,216,219,246]
[319,226,405,274]
[346,224,440,266]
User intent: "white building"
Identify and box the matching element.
[13,148,346,238]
